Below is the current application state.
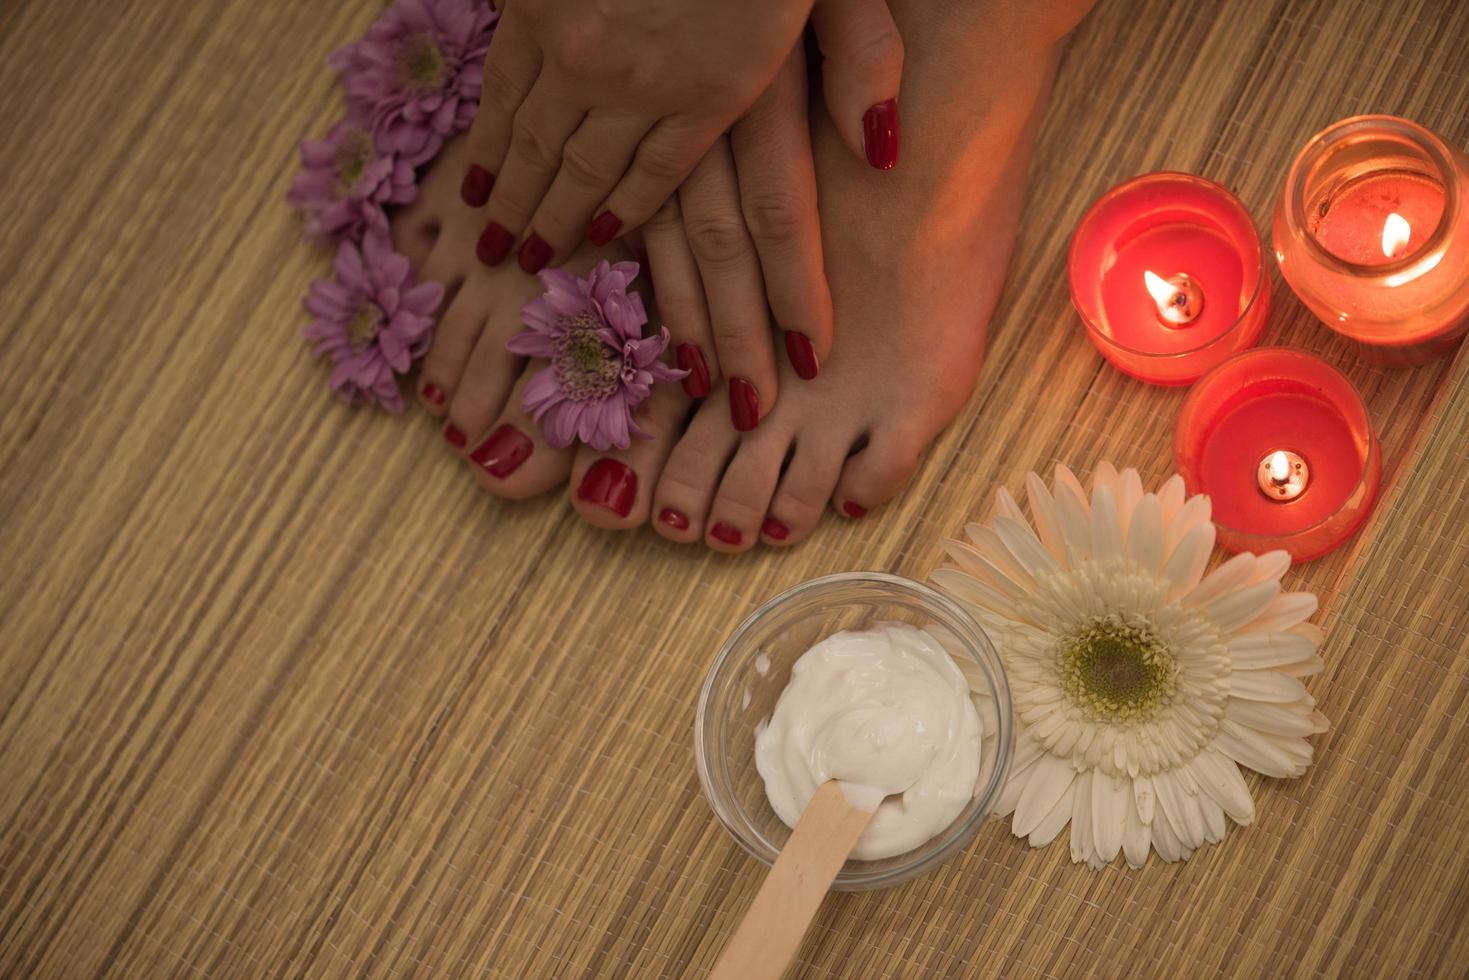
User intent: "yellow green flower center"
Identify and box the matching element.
[1058,616,1176,724]
[349,304,381,351]
[398,33,448,95]
[553,313,621,401]
[335,129,374,195]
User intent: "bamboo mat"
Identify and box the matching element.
[2,0,1468,976]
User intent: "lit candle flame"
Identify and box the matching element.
[1144,270,1176,307]
[1268,450,1291,485]
[1382,212,1411,259]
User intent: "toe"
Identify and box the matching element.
[704,426,793,553]
[442,308,521,453]
[569,379,691,531]
[831,428,925,519]
[651,390,740,543]
[763,436,850,546]
[417,279,485,415]
[466,366,574,499]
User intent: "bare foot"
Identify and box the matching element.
[647,1,1067,552]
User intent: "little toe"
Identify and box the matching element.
[762,437,851,546]
[651,391,740,543]
[831,429,925,520]
[466,366,574,499]
[569,379,691,531]
[704,427,794,553]
[442,313,521,453]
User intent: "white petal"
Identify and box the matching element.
[1025,472,1069,569]
[1090,485,1124,561]
[1278,656,1325,678]
[1227,630,1319,669]
[1132,773,1155,825]
[942,539,1030,597]
[1028,779,1076,847]
[1126,494,1164,574]
[1204,581,1282,633]
[1158,474,1186,524]
[1154,770,1207,848]
[1052,481,1092,565]
[1249,550,1292,584]
[1150,806,1182,862]
[1291,622,1326,647]
[931,568,1014,620]
[1165,494,1212,555]
[1188,748,1255,825]
[1240,592,1318,633]
[1117,468,1144,541]
[1214,719,1301,778]
[994,485,1027,526]
[1013,753,1075,837]
[1185,552,1257,607]
[1069,770,1093,865]
[963,523,1039,592]
[1122,788,1150,868]
[1164,524,1215,598]
[995,517,1059,578]
[1228,668,1310,703]
[1092,460,1120,497]
[1091,769,1128,863]
[1225,698,1319,737]
[1197,793,1227,843]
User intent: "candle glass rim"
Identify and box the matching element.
[1281,114,1459,282]
[1068,171,1270,362]
[1173,347,1380,559]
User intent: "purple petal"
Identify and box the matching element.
[506,328,557,359]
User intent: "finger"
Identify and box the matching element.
[475,87,585,268]
[641,194,716,400]
[592,115,719,239]
[810,0,904,170]
[680,140,777,432]
[522,111,649,272]
[464,12,542,199]
[729,45,832,381]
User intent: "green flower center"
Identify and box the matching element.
[553,313,621,401]
[335,129,374,195]
[1058,616,1176,724]
[398,33,449,94]
[348,304,381,351]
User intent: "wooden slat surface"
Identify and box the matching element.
[2,0,1467,976]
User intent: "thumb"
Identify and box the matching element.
[810,0,904,170]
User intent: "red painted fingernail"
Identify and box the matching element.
[421,381,446,406]
[444,424,467,449]
[577,458,637,517]
[761,516,790,541]
[677,344,711,399]
[659,507,690,531]
[843,501,868,519]
[710,522,742,546]
[476,222,513,266]
[729,377,760,432]
[469,424,533,478]
[587,211,622,247]
[460,165,493,207]
[517,233,552,274]
[863,99,900,171]
[785,332,819,380]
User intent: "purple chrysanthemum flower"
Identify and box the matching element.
[508,261,686,451]
[287,121,418,244]
[330,0,496,166]
[304,233,443,413]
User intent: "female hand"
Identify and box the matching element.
[640,46,832,431]
[461,0,903,275]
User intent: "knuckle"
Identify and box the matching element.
[558,141,608,188]
[849,28,904,76]
[740,190,807,245]
[511,118,560,171]
[635,141,691,185]
[644,197,684,232]
[685,213,751,267]
[481,62,528,116]
[774,482,827,523]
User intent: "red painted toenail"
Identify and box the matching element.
[863,99,900,171]
[517,233,552,274]
[460,165,493,207]
[444,424,468,449]
[843,501,868,519]
[421,382,446,406]
[761,516,790,541]
[710,522,742,546]
[785,332,820,381]
[729,377,760,432]
[577,458,637,517]
[587,211,623,247]
[470,424,533,478]
[659,507,690,531]
[476,222,513,266]
[677,344,711,399]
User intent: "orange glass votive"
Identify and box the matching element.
[1174,348,1381,562]
[1069,172,1271,385]
[1274,115,1469,366]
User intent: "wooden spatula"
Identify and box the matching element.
[709,780,879,979]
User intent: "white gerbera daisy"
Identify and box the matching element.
[933,463,1329,868]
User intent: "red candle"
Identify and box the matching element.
[1274,115,1469,365]
[1069,172,1270,385]
[1174,348,1381,561]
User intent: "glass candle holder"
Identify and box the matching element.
[1174,348,1381,561]
[1274,115,1469,365]
[1069,172,1271,385]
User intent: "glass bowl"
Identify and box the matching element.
[694,572,1013,890]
